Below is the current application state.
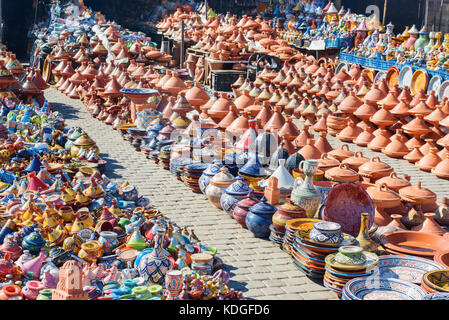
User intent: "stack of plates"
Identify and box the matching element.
[149,150,159,163]
[269,224,284,246]
[291,221,358,279]
[158,145,171,170]
[169,157,195,177]
[183,163,208,193]
[283,218,321,254]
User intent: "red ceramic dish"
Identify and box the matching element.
[323,182,375,237]
[384,231,449,258]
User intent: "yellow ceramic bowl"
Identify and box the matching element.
[292,168,324,181]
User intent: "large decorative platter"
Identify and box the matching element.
[410,69,429,95]
[342,277,426,300]
[376,255,444,284]
[428,74,442,94]
[373,70,386,84]
[322,182,375,237]
[398,65,413,88]
[335,62,348,75]
[385,65,400,88]
[438,80,449,101]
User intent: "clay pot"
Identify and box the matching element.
[298,138,321,160]
[416,147,441,172]
[317,153,340,172]
[367,183,402,208]
[341,151,369,172]
[367,129,391,152]
[255,101,272,128]
[279,116,299,140]
[294,125,313,149]
[375,172,411,193]
[364,83,387,105]
[162,72,187,94]
[382,130,409,158]
[314,131,333,154]
[338,91,363,114]
[354,127,375,147]
[327,144,354,162]
[324,163,359,183]
[336,119,362,142]
[412,213,446,236]
[209,92,234,122]
[432,153,449,179]
[399,181,437,205]
[185,82,209,108]
[358,156,394,182]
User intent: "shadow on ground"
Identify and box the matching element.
[52,102,81,120]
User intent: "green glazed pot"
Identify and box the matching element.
[36,289,53,300]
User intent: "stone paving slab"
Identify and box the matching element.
[45,88,339,300]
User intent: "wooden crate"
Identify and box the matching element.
[210,70,246,92]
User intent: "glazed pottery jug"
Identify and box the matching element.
[137,226,173,285]
[245,197,276,239]
[309,221,343,245]
[355,212,378,252]
[198,162,223,194]
[291,159,321,218]
[205,167,235,209]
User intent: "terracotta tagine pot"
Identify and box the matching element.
[399,181,437,206]
[367,183,402,226]
[327,144,354,162]
[358,156,394,182]
[375,172,411,193]
[317,153,340,173]
[324,163,360,183]
[314,131,334,154]
[341,151,369,172]
[412,213,446,236]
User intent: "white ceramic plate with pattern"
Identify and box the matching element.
[428,75,442,95]
[374,70,386,84]
[438,80,449,101]
[398,65,413,88]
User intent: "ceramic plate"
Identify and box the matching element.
[376,255,444,284]
[385,66,400,89]
[325,251,379,271]
[439,80,449,101]
[374,70,386,85]
[343,277,426,300]
[410,69,429,95]
[322,182,375,237]
[398,65,413,88]
[335,62,348,75]
[325,265,377,278]
[428,75,442,94]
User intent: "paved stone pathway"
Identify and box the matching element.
[45,88,339,300]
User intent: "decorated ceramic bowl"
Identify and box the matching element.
[309,221,343,246]
[342,277,426,300]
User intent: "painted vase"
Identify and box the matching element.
[98,231,119,255]
[245,197,277,239]
[290,159,321,218]
[356,212,378,252]
[198,162,223,194]
[232,195,259,228]
[121,185,139,201]
[309,221,344,245]
[165,270,183,300]
[205,167,235,209]
[22,280,44,300]
[137,227,173,285]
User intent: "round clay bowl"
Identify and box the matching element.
[434,250,449,269]
[384,230,449,258]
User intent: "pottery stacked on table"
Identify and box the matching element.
[324,245,379,297]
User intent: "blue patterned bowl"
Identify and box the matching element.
[343,277,426,300]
